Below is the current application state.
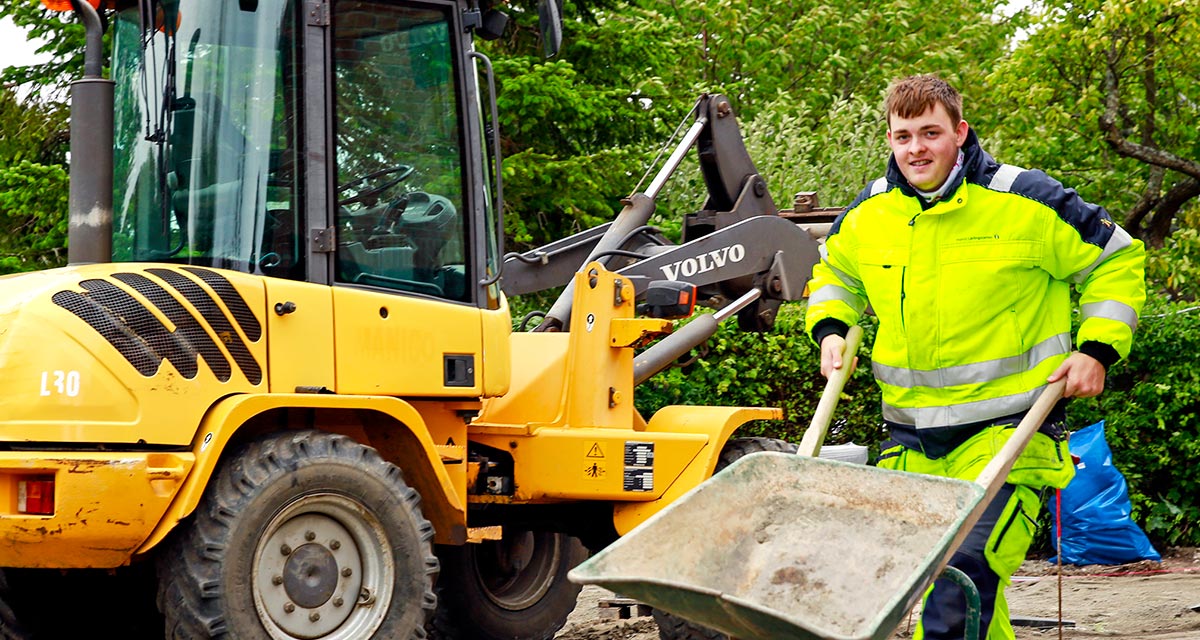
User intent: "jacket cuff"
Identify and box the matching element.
[811,318,850,346]
[1079,341,1120,371]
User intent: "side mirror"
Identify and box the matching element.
[538,0,562,58]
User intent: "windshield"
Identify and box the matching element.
[111,0,303,278]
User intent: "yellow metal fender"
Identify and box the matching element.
[136,393,466,555]
[611,405,781,535]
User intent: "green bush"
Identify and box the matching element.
[635,304,886,450]
[0,160,69,274]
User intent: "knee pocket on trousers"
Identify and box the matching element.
[984,487,1040,579]
[997,431,1074,489]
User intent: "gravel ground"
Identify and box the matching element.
[555,548,1200,640]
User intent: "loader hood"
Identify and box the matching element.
[0,264,266,446]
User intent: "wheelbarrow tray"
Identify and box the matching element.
[570,453,985,640]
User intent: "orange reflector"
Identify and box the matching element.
[17,477,55,515]
[679,288,695,316]
[40,0,109,11]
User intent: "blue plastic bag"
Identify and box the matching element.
[1049,420,1160,565]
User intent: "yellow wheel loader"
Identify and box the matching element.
[0,1,830,638]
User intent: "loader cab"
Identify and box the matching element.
[109,0,502,306]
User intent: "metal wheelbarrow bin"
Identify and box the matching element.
[570,326,1064,640]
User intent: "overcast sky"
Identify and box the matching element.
[0,17,50,75]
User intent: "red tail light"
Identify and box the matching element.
[17,477,55,515]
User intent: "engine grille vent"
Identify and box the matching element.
[52,267,263,384]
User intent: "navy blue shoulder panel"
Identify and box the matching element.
[831,179,892,237]
[1005,169,1116,248]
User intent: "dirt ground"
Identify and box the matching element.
[555,548,1200,640]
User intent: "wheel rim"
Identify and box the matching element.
[473,531,563,611]
[252,493,394,640]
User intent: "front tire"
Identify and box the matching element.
[654,437,796,640]
[428,530,588,640]
[157,430,438,639]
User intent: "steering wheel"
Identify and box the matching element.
[337,165,415,207]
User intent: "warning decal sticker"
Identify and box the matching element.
[623,441,655,493]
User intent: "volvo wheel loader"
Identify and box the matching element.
[0,1,829,638]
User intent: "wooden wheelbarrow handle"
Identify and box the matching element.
[797,324,864,458]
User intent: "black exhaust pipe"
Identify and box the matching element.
[66,0,114,265]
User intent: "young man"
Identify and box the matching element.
[804,75,1145,639]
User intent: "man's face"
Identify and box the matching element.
[887,103,969,192]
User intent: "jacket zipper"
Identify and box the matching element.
[900,212,920,327]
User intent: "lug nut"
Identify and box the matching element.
[333,597,344,607]
[305,530,316,542]
[309,612,321,622]
[272,575,283,586]
[341,567,353,577]
[280,544,292,556]
[283,603,295,613]
[330,540,341,550]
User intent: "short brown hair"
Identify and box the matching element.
[884,75,963,127]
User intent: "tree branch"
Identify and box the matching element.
[1100,56,1200,181]
[1146,177,1200,248]
[1124,165,1163,233]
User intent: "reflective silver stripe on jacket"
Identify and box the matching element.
[824,261,863,290]
[988,164,1025,192]
[869,177,888,197]
[883,385,1047,428]
[1073,225,1134,284]
[872,333,1070,389]
[808,284,867,315]
[1081,301,1139,332]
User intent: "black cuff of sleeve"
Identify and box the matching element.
[811,318,850,346]
[1079,341,1120,371]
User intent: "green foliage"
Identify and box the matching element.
[0,86,69,274]
[0,159,69,273]
[1145,210,1200,301]
[0,1,88,100]
[981,0,1200,245]
[0,88,66,165]
[635,304,886,450]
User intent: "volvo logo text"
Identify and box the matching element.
[659,244,746,281]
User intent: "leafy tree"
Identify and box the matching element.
[0,159,69,272]
[984,0,1200,248]
[1,1,86,100]
[0,85,69,274]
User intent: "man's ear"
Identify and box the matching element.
[956,120,970,146]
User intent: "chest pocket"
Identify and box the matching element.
[941,239,1041,265]
[859,245,910,270]
[857,245,909,319]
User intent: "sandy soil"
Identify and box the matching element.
[556,548,1200,640]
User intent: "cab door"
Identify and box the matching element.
[323,0,491,396]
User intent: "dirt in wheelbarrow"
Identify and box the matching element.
[555,547,1200,640]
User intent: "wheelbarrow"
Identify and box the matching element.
[570,325,1066,640]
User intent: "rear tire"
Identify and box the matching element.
[654,436,795,640]
[157,430,438,639]
[428,530,588,640]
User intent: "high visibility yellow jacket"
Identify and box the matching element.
[806,131,1145,439]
